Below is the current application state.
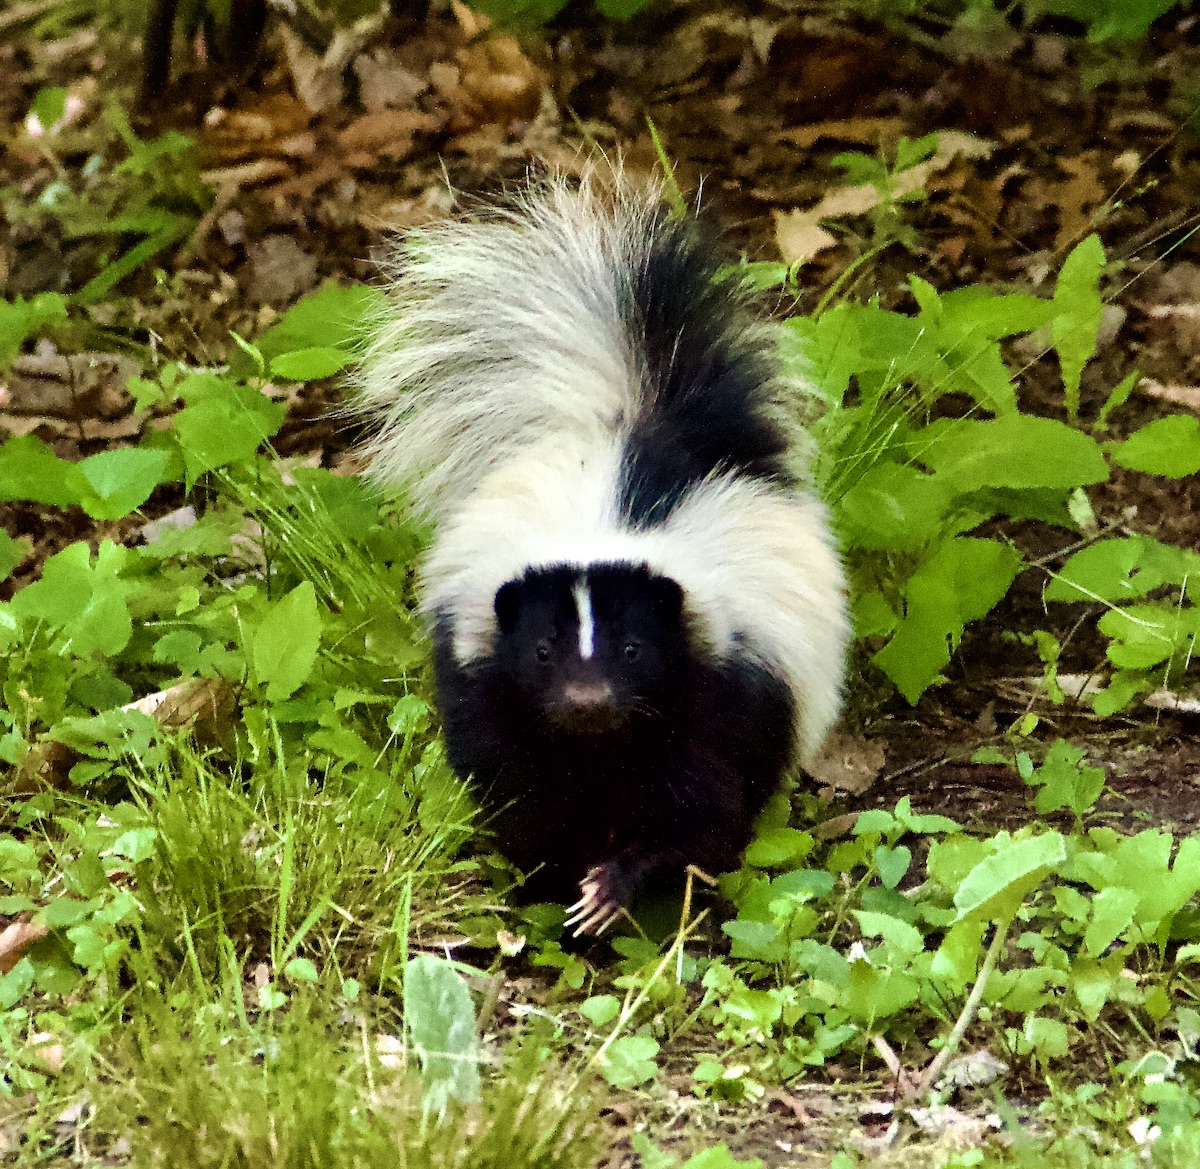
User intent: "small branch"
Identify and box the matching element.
[911,916,1011,1100]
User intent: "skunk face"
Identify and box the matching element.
[492,564,687,735]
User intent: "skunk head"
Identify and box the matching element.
[493,563,687,735]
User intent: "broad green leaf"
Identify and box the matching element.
[0,435,84,506]
[723,919,786,962]
[579,994,620,1026]
[404,954,480,1114]
[76,447,171,520]
[873,845,912,889]
[681,1146,765,1169]
[954,832,1066,923]
[599,1035,660,1089]
[744,827,813,868]
[0,293,68,367]
[1098,604,1199,669]
[1111,415,1200,478]
[873,537,1023,703]
[252,581,321,701]
[236,282,384,376]
[1085,886,1139,956]
[919,415,1108,492]
[28,86,67,128]
[269,346,350,382]
[1023,1014,1070,1057]
[1069,957,1120,1022]
[9,540,133,657]
[854,910,923,959]
[173,374,286,483]
[0,530,30,583]
[837,461,952,549]
[843,956,919,1023]
[1046,536,1200,603]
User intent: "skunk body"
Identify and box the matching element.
[357,179,848,933]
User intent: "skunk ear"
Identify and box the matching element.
[648,575,684,621]
[494,581,522,634]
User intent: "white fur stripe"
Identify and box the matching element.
[421,435,849,762]
[574,579,595,659]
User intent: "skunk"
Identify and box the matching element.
[355,177,849,935]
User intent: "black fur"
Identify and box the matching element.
[618,220,792,526]
[432,563,795,911]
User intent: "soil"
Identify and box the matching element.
[3,2,1200,1162]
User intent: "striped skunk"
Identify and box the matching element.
[355,177,849,935]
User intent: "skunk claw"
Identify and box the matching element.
[564,867,620,937]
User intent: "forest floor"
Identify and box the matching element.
[3,1,1200,1164]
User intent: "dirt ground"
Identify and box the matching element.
[3,3,1200,1161]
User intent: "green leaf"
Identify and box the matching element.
[29,86,68,128]
[1046,536,1200,603]
[1098,604,1199,670]
[0,530,31,582]
[1111,415,1200,478]
[837,460,952,549]
[0,435,85,507]
[236,282,383,376]
[283,956,320,982]
[269,347,350,382]
[579,994,621,1027]
[1095,370,1138,430]
[1051,235,1105,422]
[954,832,1066,923]
[681,1147,765,1169]
[76,448,171,520]
[0,294,68,368]
[404,954,481,1114]
[599,1035,659,1089]
[173,374,286,483]
[1085,886,1138,956]
[1023,1014,1070,1058]
[873,537,1023,703]
[873,845,912,889]
[9,540,133,657]
[744,827,813,868]
[252,581,322,701]
[920,415,1108,492]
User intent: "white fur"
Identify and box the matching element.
[574,580,595,659]
[353,181,659,520]
[422,436,848,761]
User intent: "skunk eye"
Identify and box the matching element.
[535,643,551,663]
[623,642,640,661]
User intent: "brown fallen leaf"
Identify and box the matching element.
[773,131,995,263]
[1140,380,1200,412]
[1044,152,1107,250]
[3,352,139,421]
[807,729,885,796]
[778,116,905,150]
[202,94,314,165]
[27,1032,65,1073]
[456,35,546,122]
[337,108,442,157]
[0,919,49,974]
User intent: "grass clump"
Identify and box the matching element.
[73,991,610,1169]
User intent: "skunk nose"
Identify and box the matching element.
[550,679,624,732]
[562,680,614,709]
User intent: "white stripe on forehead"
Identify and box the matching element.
[573,578,595,660]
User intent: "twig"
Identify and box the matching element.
[911,916,1011,1099]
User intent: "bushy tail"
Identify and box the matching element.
[352,179,653,519]
[352,175,807,520]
